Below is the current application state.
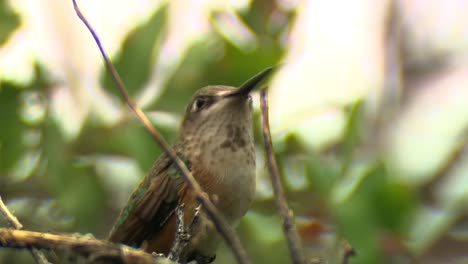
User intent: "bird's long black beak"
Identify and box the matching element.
[225,66,274,97]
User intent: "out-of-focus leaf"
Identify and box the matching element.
[339,100,366,176]
[243,0,272,31]
[74,120,174,170]
[385,67,468,184]
[335,164,384,264]
[240,212,290,264]
[102,6,167,97]
[0,83,25,173]
[207,39,282,85]
[211,10,257,51]
[0,250,31,264]
[373,181,416,231]
[42,118,104,231]
[306,156,340,196]
[56,165,105,231]
[334,163,416,264]
[159,36,282,109]
[0,0,20,45]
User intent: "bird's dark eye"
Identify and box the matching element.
[191,96,211,112]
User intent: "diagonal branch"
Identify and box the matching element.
[0,195,50,264]
[71,1,251,263]
[259,88,306,264]
[0,196,23,230]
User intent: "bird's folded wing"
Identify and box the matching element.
[108,151,187,246]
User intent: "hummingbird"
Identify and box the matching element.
[108,67,273,263]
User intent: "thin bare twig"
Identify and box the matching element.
[341,240,356,264]
[0,228,174,264]
[168,205,189,262]
[167,204,201,262]
[0,196,22,229]
[259,88,306,264]
[0,195,50,264]
[71,1,251,263]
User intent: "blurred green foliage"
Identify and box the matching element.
[102,6,167,98]
[0,83,26,172]
[334,163,416,263]
[0,1,426,264]
[0,0,19,45]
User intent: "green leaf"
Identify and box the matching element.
[339,100,366,176]
[335,164,385,264]
[334,163,417,264]
[305,155,340,196]
[74,120,172,170]
[102,5,167,97]
[0,0,20,45]
[42,119,105,231]
[0,83,25,172]
[57,165,105,231]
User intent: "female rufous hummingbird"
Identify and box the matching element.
[108,67,273,263]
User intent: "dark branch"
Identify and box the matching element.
[259,88,306,264]
[71,1,251,263]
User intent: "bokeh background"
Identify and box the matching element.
[1,0,468,263]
